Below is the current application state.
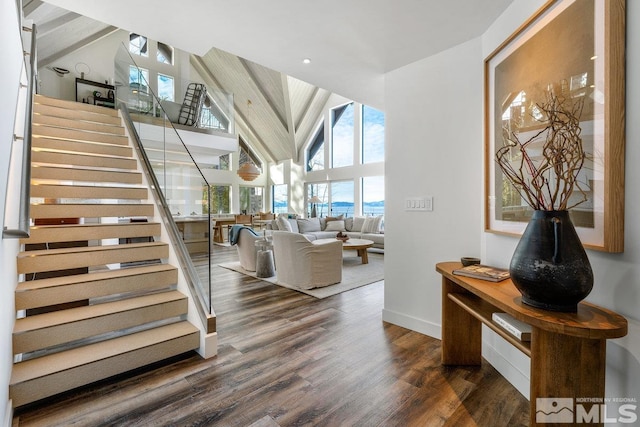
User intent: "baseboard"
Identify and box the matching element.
[4,399,12,427]
[381,308,441,339]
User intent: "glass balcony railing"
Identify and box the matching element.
[114,43,218,320]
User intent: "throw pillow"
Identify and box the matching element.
[326,215,344,223]
[361,215,383,234]
[276,216,293,232]
[325,220,346,232]
[351,216,366,232]
[297,217,321,233]
[344,217,354,231]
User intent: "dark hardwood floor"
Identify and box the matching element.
[14,245,529,426]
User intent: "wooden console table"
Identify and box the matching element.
[436,262,627,427]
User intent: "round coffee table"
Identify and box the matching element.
[316,238,374,264]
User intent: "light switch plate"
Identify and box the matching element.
[405,196,433,212]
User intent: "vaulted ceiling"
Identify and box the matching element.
[25,0,514,164]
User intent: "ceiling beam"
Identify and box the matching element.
[281,74,297,160]
[36,11,82,38]
[23,0,43,17]
[295,89,331,162]
[39,26,118,68]
[239,58,288,131]
[235,107,278,164]
[191,54,277,164]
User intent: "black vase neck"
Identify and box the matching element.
[531,210,569,219]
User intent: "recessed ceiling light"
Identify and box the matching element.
[303,58,311,64]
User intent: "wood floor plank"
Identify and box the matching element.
[14,245,529,426]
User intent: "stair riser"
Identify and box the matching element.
[33,125,128,146]
[34,104,122,126]
[34,114,125,136]
[30,184,147,201]
[17,244,168,274]
[33,137,133,157]
[15,267,178,311]
[34,95,119,117]
[31,150,137,170]
[10,329,199,407]
[14,298,188,354]
[30,204,153,219]
[31,166,142,184]
[22,223,160,245]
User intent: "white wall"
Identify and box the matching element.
[38,29,192,104]
[383,38,484,337]
[1,1,25,423]
[384,0,640,410]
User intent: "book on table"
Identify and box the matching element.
[452,264,510,282]
[492,312,532,341]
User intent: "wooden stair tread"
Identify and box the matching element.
[31,165,142,184]
[14,291,186,334]
[15,264,179,311]
[21,222,161,244]
[31,150,137,170]
[32,125,128,146]
[30,203,153,219]
[30,183,147,200]
[35,95,120,117]
[34,103,122,126]
[32,137,133,156]
[16,264,177,292]
[18,241,166,259]
[10,321,198,384]
[33,114,125,135]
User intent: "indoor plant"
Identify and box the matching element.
[496,85,593,312]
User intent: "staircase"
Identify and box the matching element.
[10,95,200,408]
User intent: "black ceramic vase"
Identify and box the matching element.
[509,210,593,312]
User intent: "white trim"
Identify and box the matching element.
[381,308,441,340]
[3,399,12,427]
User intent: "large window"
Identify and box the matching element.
[211,154,230,171]
[331,103,354,168]
[306,122,325,171]
[362,105,385,164]
[129,33,148,57]
[157,73,174,101]
[240,186,263,214]
[330,181,354,217]
[272,184,288,214]
[210,185,231,214]
[157,42,174,65]
[306,183,328,217]
[239,137,262,171]
[362,176,385,216]
[129,65,149,93]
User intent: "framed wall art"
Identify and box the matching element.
[484,0,626,252]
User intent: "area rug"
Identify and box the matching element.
[219,252,384,298]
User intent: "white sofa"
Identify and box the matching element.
[268,215,384,249]
[271,231,343,289]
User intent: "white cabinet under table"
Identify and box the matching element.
[436,261,627,427]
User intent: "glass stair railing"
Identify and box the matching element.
[114,43,227,324]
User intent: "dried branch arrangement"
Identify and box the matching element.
[496,89,588,211]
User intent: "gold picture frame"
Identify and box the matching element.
[484,0,626,252]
